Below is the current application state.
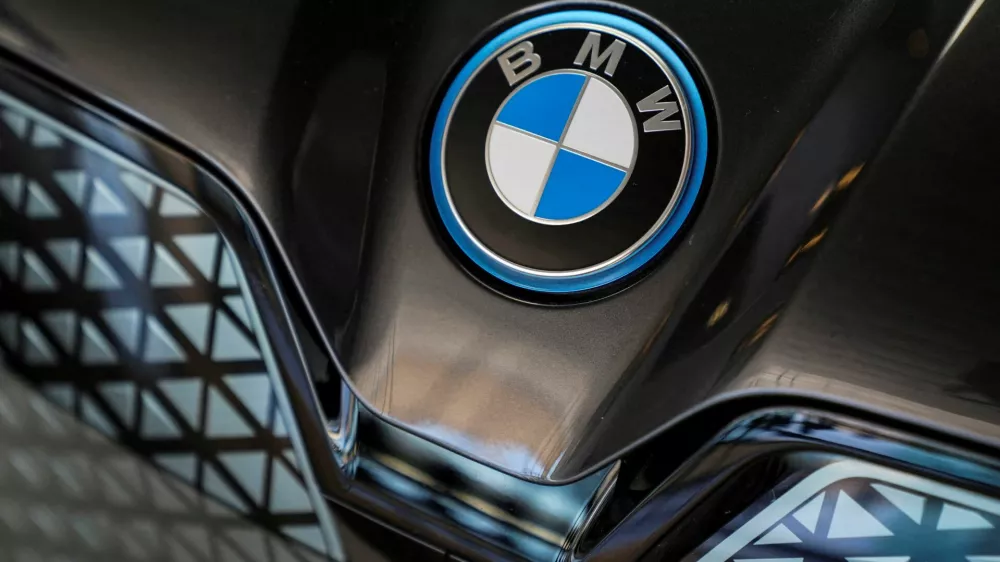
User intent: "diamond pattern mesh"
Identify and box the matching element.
[0,92,339,558]
[689,459,1000,561]
[0,370,328,562]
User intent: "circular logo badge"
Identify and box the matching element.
[429,10,708,294]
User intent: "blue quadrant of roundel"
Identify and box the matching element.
[495,73,586,141]
[535,150,626,220]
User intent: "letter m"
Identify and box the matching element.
[573,32,626,77]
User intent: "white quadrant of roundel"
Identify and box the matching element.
[486,124,558,215]
[561,78,636,168]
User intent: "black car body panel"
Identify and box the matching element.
[2,0,1000,560]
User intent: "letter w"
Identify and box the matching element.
[637,85,681,132]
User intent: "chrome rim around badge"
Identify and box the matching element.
[428,9,710,294]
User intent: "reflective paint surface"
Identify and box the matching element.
[1,1,1000,559]
[1,0,993,488]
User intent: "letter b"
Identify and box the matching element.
[497,41,541,86]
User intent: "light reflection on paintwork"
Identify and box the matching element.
[342,399,615,561]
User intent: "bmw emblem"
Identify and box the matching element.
[429,9,709,294]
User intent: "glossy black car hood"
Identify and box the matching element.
[3,0,998,484]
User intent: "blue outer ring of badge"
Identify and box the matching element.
[429,10,708,293]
